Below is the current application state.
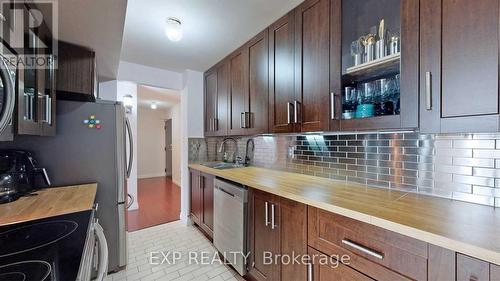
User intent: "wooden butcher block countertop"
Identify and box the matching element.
[0,183,97,226]
[189,164,500,265]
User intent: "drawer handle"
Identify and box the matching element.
[341,239,384,260]
[265,202,270,226]
[307,257,313,281]
[271,203,276,230]
[425,71,432,110]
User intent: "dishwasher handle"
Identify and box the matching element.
[215,186,235,197]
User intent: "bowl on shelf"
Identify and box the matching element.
[356,104,375,118]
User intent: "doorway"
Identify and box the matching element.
[127,84,181,231]
[165,119,172,177]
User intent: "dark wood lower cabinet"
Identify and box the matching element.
[199,172,214,237]
[457,253,490,281]
[309,247,374,281]
[492,264,500,281]
[189,169,201,225]
[308,207,426,281]
[189,169,214,238]
[247,189,281,281]
[428,245,456,281]
[247,188,307,281]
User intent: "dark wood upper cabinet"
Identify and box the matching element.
[228,47,249,136]
[205,62,229,136]
[16,4,56,136]
[204,69,217,135]
[56,41,97,102]
[294,0,331,132]
[246,30,269,135]
[338,0,419,131]
[269,12,296,134]
[420,0,500,133]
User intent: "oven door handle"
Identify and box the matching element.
[94,221,109,281]
[0,55,15,134]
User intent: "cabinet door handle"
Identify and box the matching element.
[307,258,313,281]
[425,71,432,110]
[287,102,293,124]
[245,112,251,128]
[341,239,384,260]
[240,112,245,128]
[330,92,336,120]
[271,203,276,229]
[294,100,301,123]
[215,118,219,131]
[264,202,269,226]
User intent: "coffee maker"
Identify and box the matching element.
[0,150,51,203]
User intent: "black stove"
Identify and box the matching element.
[0,210,92,281]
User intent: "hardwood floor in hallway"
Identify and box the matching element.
[127,176,181,232]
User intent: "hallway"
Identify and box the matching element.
[127,177,181,232]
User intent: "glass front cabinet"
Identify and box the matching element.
[332,0,419,131]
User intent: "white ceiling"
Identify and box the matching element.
[137,85,180,110]
[120,0,304,73]
[53,0,127,80]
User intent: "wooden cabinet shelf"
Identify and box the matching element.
[344,53,401,82]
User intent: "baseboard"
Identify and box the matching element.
[138,173,167,179]
[173,180,181,186]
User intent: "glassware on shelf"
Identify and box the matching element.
[342,86,356,119]
[393,74,401,114]
[375,19,387,60]
[351,39,363,66]
[356,82,375,118]
[363,34,376,63]
[389,31,401,55]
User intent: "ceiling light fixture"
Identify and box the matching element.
[150,102,158,110]
[165,17,182,42]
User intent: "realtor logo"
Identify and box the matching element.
[0,0,58,69]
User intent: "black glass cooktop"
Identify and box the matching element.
[0,210,92,281]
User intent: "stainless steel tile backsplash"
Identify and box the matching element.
[189,132,500,207]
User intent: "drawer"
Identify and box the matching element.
[457,254,489,281]
[308,207,428,281]
[309,247,374,281]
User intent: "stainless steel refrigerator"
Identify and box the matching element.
[2,99,132,272]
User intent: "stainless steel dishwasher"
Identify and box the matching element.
[213,178,248,276]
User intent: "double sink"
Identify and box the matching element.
[201,162,245,170]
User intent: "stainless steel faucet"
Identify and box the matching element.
[245,138,255,166]
[218,137,238,162]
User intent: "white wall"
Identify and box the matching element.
[185,70,204,138]
[118,61,183,91]
[137,106,168,179]
[98,80,118,101]
[180,70,205,224]
[166,104,182,186]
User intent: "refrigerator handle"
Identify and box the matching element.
[127,193,134,209]
[125,117,133,178]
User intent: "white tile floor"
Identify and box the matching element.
[105,221,243,281]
